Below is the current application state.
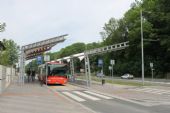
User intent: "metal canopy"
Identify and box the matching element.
[56,41,129,87]
[24,34,67,60]
[56,41,129,61]
[19,34,68,84]
[85,41,129,55]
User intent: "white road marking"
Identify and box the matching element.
[74,91,100,101]
[132,88,153,91]
[159,90,170,94]
[84,91,112,99]
[136,88,163,94]
[147,89,170,95]
[62,92,86,102]
[131,88,170,95]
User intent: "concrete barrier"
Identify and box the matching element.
[0,65,15,94]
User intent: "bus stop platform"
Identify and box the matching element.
[0,79,95,113]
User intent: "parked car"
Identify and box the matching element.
[121,73,134,79]
[96,72,105,77]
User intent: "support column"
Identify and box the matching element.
[70,58,74,76]
[19,48,25,85]
[84,54,91,87]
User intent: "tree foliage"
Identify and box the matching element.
[100,0,170,77]
[0,39,20,66]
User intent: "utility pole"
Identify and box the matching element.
[141,9,145,86]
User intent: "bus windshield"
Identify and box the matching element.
[47,64,67,76]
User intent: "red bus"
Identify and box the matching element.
[38,61,68,85]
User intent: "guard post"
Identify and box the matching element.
[150,62,154,82]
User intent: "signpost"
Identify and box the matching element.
[98,59,104,85]
[150,62,154,82]
[98,59,104,76]
[44,55,50,85]
[109,66,112,77]
[110,60,115,82]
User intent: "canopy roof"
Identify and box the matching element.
[22,34,67,60]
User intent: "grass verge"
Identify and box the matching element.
[76,75,151,86]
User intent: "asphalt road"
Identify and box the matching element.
[49,84,170,113]
[82,97,170,113]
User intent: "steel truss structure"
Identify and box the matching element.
[70,58,75,76]
[19,34,67,84]
[56,41,129,87]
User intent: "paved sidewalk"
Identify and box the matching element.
[0,79,95,113]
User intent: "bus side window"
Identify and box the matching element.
[48,66,50,75]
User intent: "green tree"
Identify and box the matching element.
[59,42,86,58]
[0,39,20,66]
[100,0,170,77]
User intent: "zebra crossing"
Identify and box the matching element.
[61,90,113,102]
[129,87,170,95]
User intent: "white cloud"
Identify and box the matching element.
[0,0,135,51]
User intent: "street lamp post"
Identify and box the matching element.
[140,9,145,85]
[140,10,159,85]
[110,59,115,83]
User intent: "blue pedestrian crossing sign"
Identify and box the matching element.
[37,56,42,64]
[98,59,103,67]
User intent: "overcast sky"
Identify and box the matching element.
[0,0,135,52]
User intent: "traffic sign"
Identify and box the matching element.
[98,59,103,65]
[150,62,153,68]
[37,56,42,64]
[109,66,112,70]
[44,55,50,62]
[110,60,115,65]
[98,59,103,67]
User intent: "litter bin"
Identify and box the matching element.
[102,79,105,85]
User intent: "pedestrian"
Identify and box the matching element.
[26,68,31,82]
[102,79,105,85]
[39,75,43,86]
[31,68,36,82]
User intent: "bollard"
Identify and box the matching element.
[102,79,105,85]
